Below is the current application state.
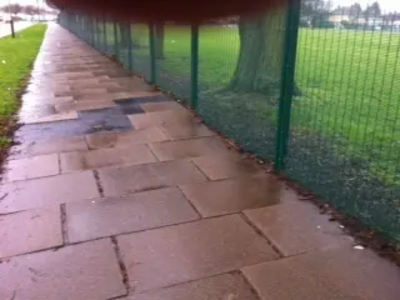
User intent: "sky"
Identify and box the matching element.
[1,0,400,13]
[0,0,50,9]
[333,0,400,13]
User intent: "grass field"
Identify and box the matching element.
[0,24,47,152]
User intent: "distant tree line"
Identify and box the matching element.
[0,4,57,19]
[299,0,400,29]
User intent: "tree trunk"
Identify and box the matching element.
[119,22,130,48]
[230,9,286,97]
[154,23,165,59]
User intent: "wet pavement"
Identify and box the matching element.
[0,23,400,300]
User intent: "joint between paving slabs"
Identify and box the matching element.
[189,160,211,181]
[60,204,70,245]
[93,169,105,197]
[57,153,62,175]
[144,143,160,162]
[111,236,131,295]
[239,212,284,258]
[237,269,264,300]
[176,185,203,220]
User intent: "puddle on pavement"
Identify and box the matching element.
[114,95,170,105]
[16,107,133,142]
[15,95,172,142]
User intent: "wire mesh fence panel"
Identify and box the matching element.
[96,18,106,52]
[104,20,116,55]
[117,22,131,68]
[131,23,151,81]
[197,10,287,161]
[58,5,400,243]
[154,25,191,101]
[286,5,400,241]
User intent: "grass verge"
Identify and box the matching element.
[0,24,47,161]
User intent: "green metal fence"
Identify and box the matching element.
[58,2,400,243]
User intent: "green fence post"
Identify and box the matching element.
[127,22,133,71]
[93,17,98,48]
[113,20,119,57]
[149,22,156,84]
[190,24,199,110]
[91,16,95,46]
[274,0,301,171]
[103,16,107,53]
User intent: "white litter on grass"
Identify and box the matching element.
[354,245,364,250]
[1,60,6,64]
[171,40,175,43]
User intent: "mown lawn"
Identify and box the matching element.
[0,24,47,152]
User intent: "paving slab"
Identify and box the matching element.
[10,136,88,159]
[0,205,63,258]
[244,198,354,256]
[66,187,199,243]
[180,175,281,217]
[148,137,229,161]
[128,110,192,129]
[0,239,126,300]
[126,272,260,300]
[140,101,186,113]
[158,122,216,140]
[0,171,99,213]
[22,111,79,125]
[2,154,60,182]
[118,215,279,292]
[60,144,157,172]
[242,246,400,300]
[85,127,168,150]
[55,99,115,113]
[98,160,207,197]
[191,154,265,180]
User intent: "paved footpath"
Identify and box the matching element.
[0,23,399,300]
